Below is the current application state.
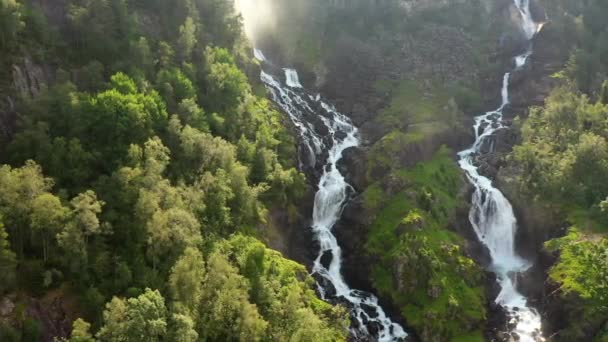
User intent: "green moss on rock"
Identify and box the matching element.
[364,147,486,341]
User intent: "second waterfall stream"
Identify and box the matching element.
[458,0,545,341]
[255,52,408,341]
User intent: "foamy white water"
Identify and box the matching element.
[458,1,544,341]
[284,68,303,88]
[254,48,267,62]
[514,0,539,39]
[258,51,407,341]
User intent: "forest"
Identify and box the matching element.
[0,0,346,340]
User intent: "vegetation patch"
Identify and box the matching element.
[544,229,608,340]
[364,147,486,341]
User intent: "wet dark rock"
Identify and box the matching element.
[360,303,379,319]
[320,250,333,270]
[333,197,375,294]
[529,0,547,23]
[312,272,337,299]
[508,22,570,116]
[265,185,318,269]
[336,147,368,192]
[366,321,382,339]
[334,130,347,141]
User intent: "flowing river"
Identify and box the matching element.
[458,0,544,341]
[256,51,408,341]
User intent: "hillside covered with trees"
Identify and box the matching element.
[507,0,608,339]
[0,0,347,340]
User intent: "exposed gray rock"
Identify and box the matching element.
[12,57,47,99]
[0,296,15,317]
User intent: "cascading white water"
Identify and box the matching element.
[254,48,267,62]
[458,1,544,341]
[257,50,408,341]
[284,68,303,88]
[514,0,538,40]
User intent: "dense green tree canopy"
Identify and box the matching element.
[0,1,334,341]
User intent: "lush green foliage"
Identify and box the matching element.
[545,229,608,340]
[512,86,608,228]
[510,1,608,339]
[0,0,341,340]
[367,80,470,177]
[365,147,485,341]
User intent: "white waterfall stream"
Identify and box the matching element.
[458,1,545,341]
[257,50,408,341]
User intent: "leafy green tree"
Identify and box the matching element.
[46,137,95,192]
[167,247,204,341]
[57,190,105,271]
[0,0,24,50]
[198,252,267,341]
[216,235,350,340]
[169,313,198,342]
[30,193,69,262]
[177,98,208,131]
[198,170,234,232]
[157,41,175,68]
[66,0,134,65]
[176,125,236,179]
[67,318,96,342]
[266,164,306,204]
[250,146,276,184]
[177,17,197,62]
[146,208,202,270]
[226,163,265,229]
[168,247,205,315]
[195,0,243,48]
[202,47,251,137]
[600,80,608,104]
[130,37,154,76]
[156,68,196,110]
[0,161,53,257]
[110,72,138,95]
[80,75,168,171]
[74,60,106,92]
[97,288,168,342]
[0,217,17,294]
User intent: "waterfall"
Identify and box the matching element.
[254,48,267,62]
[514,0,538,40]
[458,1,544,341]
[256,49,408,341]
[284,68,303,88]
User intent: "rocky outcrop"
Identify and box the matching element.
[332,196,376,294]
[507,23,568,116]
[265,189,318,268]
[0,289,79,342]
[12,57,47,99]
[0,96,16,145]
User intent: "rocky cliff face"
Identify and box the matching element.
[0,56,49,147]
[12,57,48,99]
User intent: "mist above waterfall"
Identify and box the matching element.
[234,0,315,45]
[234,0,276,43]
